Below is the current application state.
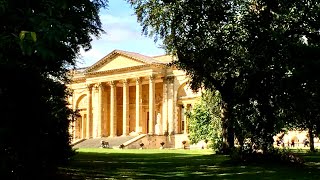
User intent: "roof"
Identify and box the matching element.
[85,49,170,73]
[115,50,161,64]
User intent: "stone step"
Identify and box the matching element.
[73,136,138,149]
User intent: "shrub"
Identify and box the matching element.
[188,90,223,151]
[230,147,304,166]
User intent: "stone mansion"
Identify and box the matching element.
[69,50,200,142]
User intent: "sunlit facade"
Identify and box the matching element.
[69,50,200,141]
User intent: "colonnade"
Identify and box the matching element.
[75,75,176,139]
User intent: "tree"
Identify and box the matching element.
[129,0,320,152]
[281,54,320,152]
[188,90,223,151]
[0,0,107,179]
[129,0,242,152]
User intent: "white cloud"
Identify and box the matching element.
[104,26,140,43]
[99,13,142,43]
[77,6,165,68]
[77,48,105,67]
[100,14,136,25]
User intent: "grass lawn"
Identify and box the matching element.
[59,148,320,179]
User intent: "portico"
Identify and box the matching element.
[84,76,166,137]
[70,50,200,141]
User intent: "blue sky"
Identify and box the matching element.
[77,0,165,68]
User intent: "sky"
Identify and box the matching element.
[77,0,165,68]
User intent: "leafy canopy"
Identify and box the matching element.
[0,0,108,179]
[129,0,320,151]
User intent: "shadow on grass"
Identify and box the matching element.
[59,150,320,179]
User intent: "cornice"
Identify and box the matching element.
[71,77,86,83]
[85,50,167,73]
[84,64,166,78]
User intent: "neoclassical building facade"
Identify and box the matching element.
[69,50,200,141]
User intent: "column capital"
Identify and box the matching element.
[97,82,105,90]
[110,80,116,87]
[93,83,99,92]
[86,84,93,90]
[166,76,174,83]
[136,77,142,84]
[123,79,129,85]
[149,75,155,81]
[162,76,167,83]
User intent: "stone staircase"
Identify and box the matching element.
[72,136,138,149]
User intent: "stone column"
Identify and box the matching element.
[110,81,117,137]
[93,84,99,138]
[122,79,129,136]
[183,103,188,134]
[86,84,92,138]
[135,78,142,133]
[162,77,168,135]
[148,75,155,134]
[105,87,110,137]
[174,83,179,134]
[97,83,104,137]
[167,76,175,135]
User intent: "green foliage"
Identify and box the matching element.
[129,0,320,152]
[188,90,222,151]
[0,0,107,179]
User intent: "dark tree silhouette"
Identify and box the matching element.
[0,0,108,179]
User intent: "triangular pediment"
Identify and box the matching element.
[86,50,164,73]
[96,55,145,72]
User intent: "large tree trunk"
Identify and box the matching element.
[227,122,235,149]
[221,103,228,151]
[308,127,315,152]
[220,101,234,153]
